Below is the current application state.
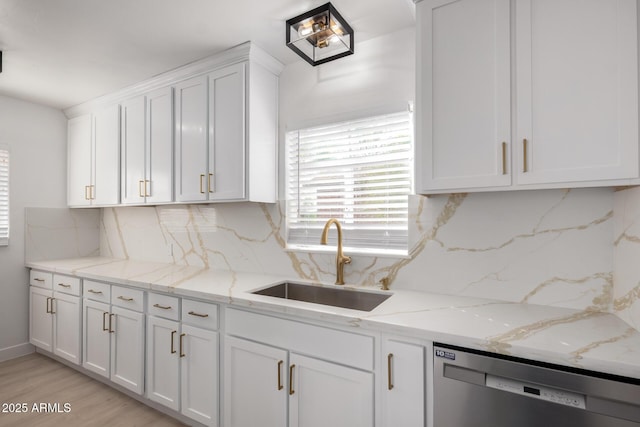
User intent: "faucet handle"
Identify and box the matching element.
[379,277,390,291]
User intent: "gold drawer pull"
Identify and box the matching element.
[46,297,51,314]
[208,173,214,193]
[188,311,209,318]
[117,296,134,302]
[277,360,284,391]
[387,353,394,390]
[179,333,186,358]
[501,142,507,175]
[109,314,115,333]
[289,364,296,395]
[153,303,172,310]
[85,185,90,200]
[171,330,177,354]
[102,312,109,331]
[88,289,103,294]
[199,174,205,194]
[57,283,71,288]
[523,138,528,173]
[139,180,145,198]
[144,180,150,197]
[33,278,45,282]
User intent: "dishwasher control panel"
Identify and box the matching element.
[486,375,586,409]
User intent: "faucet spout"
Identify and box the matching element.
[320,218,351,285]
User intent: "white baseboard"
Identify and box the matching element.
[0,343,35,362]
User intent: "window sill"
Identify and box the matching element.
[285,243,410,259]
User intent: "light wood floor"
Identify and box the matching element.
[0,353,186,427]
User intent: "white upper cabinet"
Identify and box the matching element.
[67,105,120,206]
[175,60,278,203]
[66,42,281,207]
[175,75,209,203]
[121,96,146,205]
[515,0,639,185]
[121,87,173,205]
[417,0,511,191]
[67,115,93,206]
[416,0,639,193]
[208,63,246,201]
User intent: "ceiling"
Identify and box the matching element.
[0,0,415,110]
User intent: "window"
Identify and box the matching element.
[286,111,413,255]
[0,147,8,246]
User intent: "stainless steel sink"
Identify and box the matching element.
[252,281,391,312]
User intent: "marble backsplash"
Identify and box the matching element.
[25,207,100,263]
[99,188,615,312]
[613,187,640,330]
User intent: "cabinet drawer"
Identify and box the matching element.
[53,274,81,296]
[226,308,374,371]
[30,270,53,289]
[181,299,218,330]
[148,293,179,320]
[111,285,144,312]
[83,280,111,303]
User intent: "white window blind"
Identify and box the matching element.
[0,148,8,246]
[286,111,413,254]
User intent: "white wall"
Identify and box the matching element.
[0,95,67,360]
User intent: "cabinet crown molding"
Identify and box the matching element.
[64,41,284,119]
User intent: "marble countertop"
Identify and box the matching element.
[27,256,640,380]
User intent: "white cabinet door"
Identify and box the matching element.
[146,316,180,410]
[93,104,121,205]
[29,287,53,352]
[83,299,111,378]
[181,324,218,426]
[208,63,245,201]
[382,338,426,427]
[417,0,511,191]
[289,353,374,427]
[516,0,639,185]
[121,96,146,205]
[52,292,81,365]
[111,306,145,394]
[146,86,174,204]
[67,114,93,206]
[175,75,208,202]
[223,336,288,427]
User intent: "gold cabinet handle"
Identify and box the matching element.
[145,180,150,197]
[57,283,71,288]
[153,303,172,310]
[387,353,394,390]
[171,330,177,354]
[109,313,115,333]
[117,295,134,302]
[33,278,45,282]
[85,185,90,200]
[199,174,205,194]
[45,297,51,314]
[49,298,56,314]
[179,333,186,358]
[277,360,284,391]
[187,311,209,318]
[139,180,145,198]
[501,142,507,175]
[208,173,214,193]
[102,312,109,331]
[289,364,295,395]
[88,289,103,295]
[523,138,528,173]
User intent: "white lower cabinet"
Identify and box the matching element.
[82,283,145,394]
[223,308,375,427]
[224,336,288,427]
[146,294,219,427]
[29,272,81,365]
[381,336,429,427]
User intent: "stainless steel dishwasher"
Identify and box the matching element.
[433,344,640,426]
